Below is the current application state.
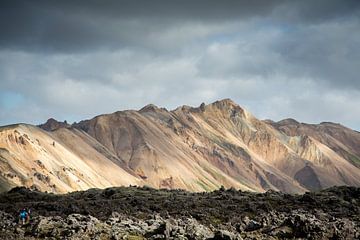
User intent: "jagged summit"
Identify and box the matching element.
[139,104,160,113]
[38,118,70,131]
[210,98,239,109]
[52,99,246,129]
[214,98,237,104]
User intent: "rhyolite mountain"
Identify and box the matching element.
[1,99,360,193]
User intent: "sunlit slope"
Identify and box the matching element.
[0,124,141,193]
[1,99,360,193]
[73,99,360,193]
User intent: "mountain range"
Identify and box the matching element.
[1,99,360,193]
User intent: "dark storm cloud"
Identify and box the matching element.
[0,0,360,130]
[1,0,359,52]
[272,0,360,23]
[0,0,283,52]
[275,21,360,89]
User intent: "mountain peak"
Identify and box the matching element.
[214,98,237,106]
[209,98,248,114]
[209,98,240,110]
[277,118,300,125]
[139,104,162,113]
[39,118,70,131]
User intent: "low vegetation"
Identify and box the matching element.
[0,186,359,239]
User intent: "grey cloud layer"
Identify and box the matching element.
[2,0,359,52]
[1,0,283,52]
[0,0,360,130]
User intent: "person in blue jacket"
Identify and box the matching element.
[19,208,29,225]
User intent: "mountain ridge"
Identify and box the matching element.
[1,99,360,193]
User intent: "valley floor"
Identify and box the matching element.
[0,186,359,239]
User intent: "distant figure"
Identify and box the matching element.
[52,141,55,147]
[19,208,30,225]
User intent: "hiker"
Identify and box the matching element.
[19,208,30,225]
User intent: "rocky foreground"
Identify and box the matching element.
[0,186,359,239]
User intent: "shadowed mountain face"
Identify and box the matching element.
[1,99,360,193]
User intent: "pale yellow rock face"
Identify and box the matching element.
[1,99,360,193]
[0,125,141,193]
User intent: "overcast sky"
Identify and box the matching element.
[0,0,360,130]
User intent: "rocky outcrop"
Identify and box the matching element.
[2,210,358,240]
[0,186,359,239]
[38,118,70,131]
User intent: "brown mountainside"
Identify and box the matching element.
[1,99,360,193]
